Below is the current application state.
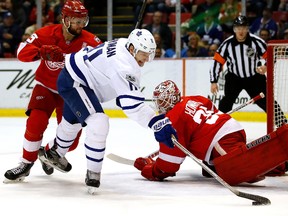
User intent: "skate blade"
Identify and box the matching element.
[3,177,25,184]
[38,154,69,173]
[87,186,98,195]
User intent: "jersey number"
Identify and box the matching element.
[26,33,38,43]
[187,106,219,124]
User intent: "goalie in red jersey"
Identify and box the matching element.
[4,0,102,182]
[134,80,288,185]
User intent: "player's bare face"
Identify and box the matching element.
[135,51,150,67]
[234,26,249,42]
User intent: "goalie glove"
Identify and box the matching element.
[148,114,177,148]
[39,45,64,62]
[134,157,155,171]
[141,163,176,181]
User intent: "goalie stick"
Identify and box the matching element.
[171,135,271,206]
[227,92,265,114]
[107,93,266,165]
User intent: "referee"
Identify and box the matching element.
[209,15,287,176]
[209,15,268,113]
[210,15,286,126]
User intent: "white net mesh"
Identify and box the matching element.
[271,45,288,130]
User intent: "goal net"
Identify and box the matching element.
[267,40,288,133]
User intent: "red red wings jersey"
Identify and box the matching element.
[17,24,102,91]
[156,95,245,173]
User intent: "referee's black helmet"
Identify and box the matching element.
[233,15,249,27]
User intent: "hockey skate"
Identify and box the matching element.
[85,170,101,195]
[38,145,72,173]
[38,146,54,175]
[4,162,34,183]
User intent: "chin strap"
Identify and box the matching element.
[62,18,76,36]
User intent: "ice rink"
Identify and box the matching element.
[0,117,287,216]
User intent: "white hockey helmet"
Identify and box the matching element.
[126,29,156,62]
[153,80,181,114]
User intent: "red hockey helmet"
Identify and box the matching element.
[153,80,181,114]
[61,0,88,18]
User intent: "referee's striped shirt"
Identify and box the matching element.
[209,33,267,83]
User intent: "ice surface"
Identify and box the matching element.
[0,117,287,216]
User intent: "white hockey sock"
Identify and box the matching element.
[85,113,109,173]
[55,118,82,157]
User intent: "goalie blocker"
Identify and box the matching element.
[214,124,288,185]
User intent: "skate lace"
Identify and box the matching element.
[11,163,28,175]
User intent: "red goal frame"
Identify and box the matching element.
[266,40,288,133]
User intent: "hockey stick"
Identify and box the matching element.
[227,92,265,114]
[171,135,271,206]
[107,93,266,165]
[107,150,159,166]
[135,0,147,29]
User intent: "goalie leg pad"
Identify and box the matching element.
[213,125,288,185]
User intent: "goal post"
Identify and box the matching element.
[267,40,288,133]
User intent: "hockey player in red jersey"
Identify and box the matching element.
[134,80,288,185]
[4,0,102,182]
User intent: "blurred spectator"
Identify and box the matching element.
[181,32,208,57]
[250,7,278,39]
[2,0,27,30]
[22,14,53,42]
[207,43,218,57]
[186,46,200,57]
[133,0,168,26]
[277,19,288,39]
[196,10,223,46]
[259,28,271,42]
[218,0,241,34]
[181,0,221,32]
[192,0,221,16]
[144,10,173,49]
[155,46,163,58]
[278,0,288,11]
[153,33,176,58]
[0,11,23,57]
[29,0,54,25]
[0,0,7,14]
[165,0,192,13]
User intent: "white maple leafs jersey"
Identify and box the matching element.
[64,38,155,127]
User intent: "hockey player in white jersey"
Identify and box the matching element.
[38,29,178,194]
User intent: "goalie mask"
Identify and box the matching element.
[126,29,156,62]
[153,80,181,114]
